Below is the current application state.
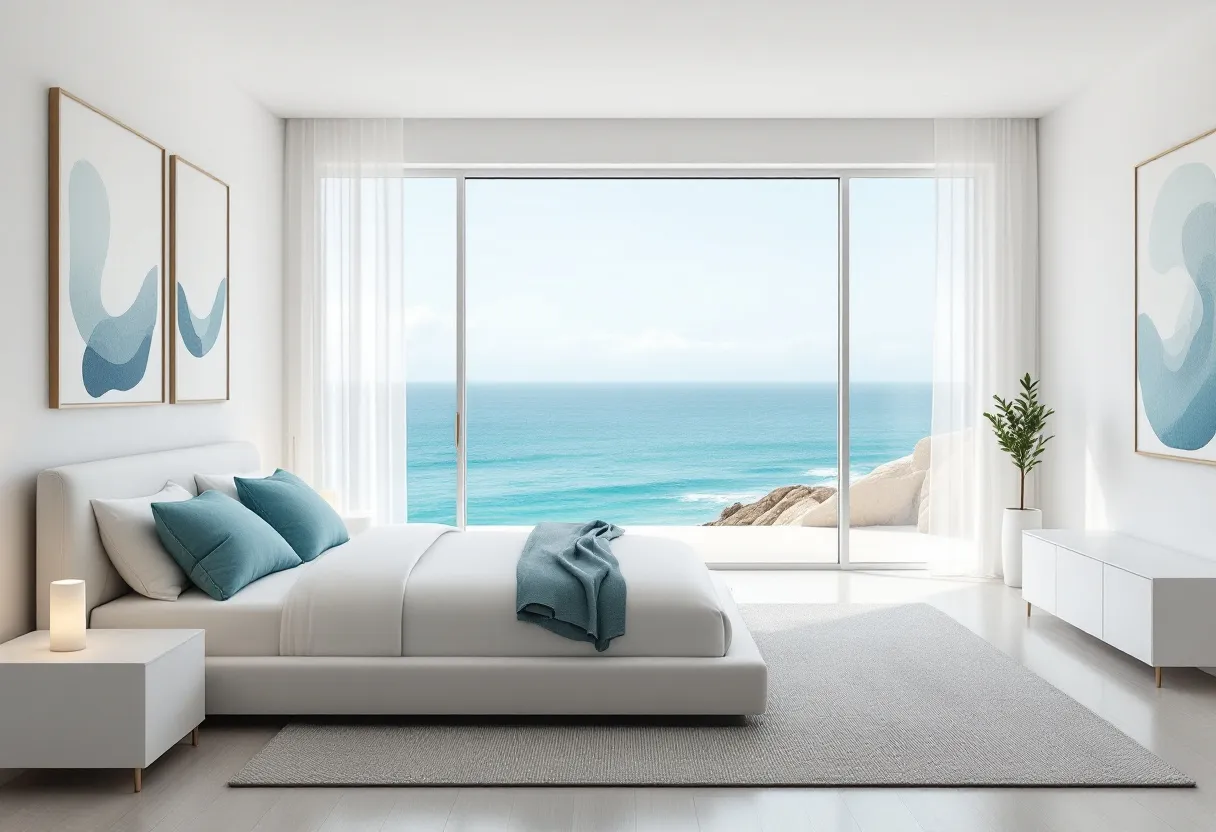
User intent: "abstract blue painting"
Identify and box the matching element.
[69,161,159,397]
[170,155,229,402]
[50,88,165,408]
[1136,129,1216,462]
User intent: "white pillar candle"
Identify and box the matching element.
[49,579,86,652]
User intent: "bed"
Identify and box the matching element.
[37,442,767,716]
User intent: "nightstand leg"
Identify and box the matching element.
[1156,667,1163,688]
[1026,601,1031,617]
[191,726,199,747]
[133,768,142,793]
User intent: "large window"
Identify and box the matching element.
[383,173,933,566]
[465,179,837,534]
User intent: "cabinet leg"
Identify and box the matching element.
[191,726,199,747]
[1156,667,1163,688]
[133,767,142,793]
[1026,601,1031,617]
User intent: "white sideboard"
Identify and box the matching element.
[1023,529,1216,687]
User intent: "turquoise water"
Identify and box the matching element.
[406,383,930,525]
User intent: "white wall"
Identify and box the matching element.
[0,1,284,642]
[1039,11,1216,553]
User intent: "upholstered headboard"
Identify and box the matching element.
[35,441,261,628]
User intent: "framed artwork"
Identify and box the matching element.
[48,88,166,408]
[170,156,230,403]
[1136,126,1216,464]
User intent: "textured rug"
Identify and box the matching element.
[230,604,1192,787]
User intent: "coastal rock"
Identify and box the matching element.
[707,486,835,526]
[914,436,931,532]
[797,453,926,527]
[708,485,801,526]
[772,494,820,525]
[702,438,931,529]
[718,502,745,522]
[917,473,931,532]
[809,486,836,502]
[753,485,817,525]
[912,436,931,472]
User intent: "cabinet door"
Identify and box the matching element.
[1056,547,1103,638]
[1102,565,1152,664]
[1022,535,1056,613]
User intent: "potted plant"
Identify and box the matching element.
[984,373,1053,588]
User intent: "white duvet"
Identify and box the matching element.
[279,524,731,659]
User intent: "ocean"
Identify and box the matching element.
[406,383,930,526]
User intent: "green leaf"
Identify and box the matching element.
[986,374,1053,488]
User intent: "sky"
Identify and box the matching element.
[399,176,935,383]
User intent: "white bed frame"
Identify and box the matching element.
[36,442,768,716]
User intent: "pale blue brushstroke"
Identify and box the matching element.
[1161,285,1202,372]
[67,160,158,396]
[176,279,227,358]
[1139,164,1216,450]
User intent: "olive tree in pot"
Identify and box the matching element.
[984,373,1053,588]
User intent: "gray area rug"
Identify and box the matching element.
[230,604,1192,787]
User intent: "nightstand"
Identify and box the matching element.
[0,628,204,792]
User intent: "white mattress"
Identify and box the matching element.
[91,527,731,659]
[91,565,304,657]
[402,530,731,658]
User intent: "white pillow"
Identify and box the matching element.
[91,483,192,600]
[194,471,263,500]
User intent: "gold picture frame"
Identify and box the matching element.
[48,87,167,408]
[1134,123,1216,464]
[169,155,231,403]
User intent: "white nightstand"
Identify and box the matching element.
[0,629,204,792]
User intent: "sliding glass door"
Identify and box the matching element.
[387,172,932,566]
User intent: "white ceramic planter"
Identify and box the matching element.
[1001,508,1042,588]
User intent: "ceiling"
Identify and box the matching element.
[178,0,1213,118]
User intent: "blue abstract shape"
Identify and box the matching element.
[68,160,158,396]
[1139,164,1216,450]
[176,279,227,358]
[1149,163,1216,273]
[82,327,153,397]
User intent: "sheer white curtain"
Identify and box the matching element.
[927,119,1039,577]
[284,119,410,523]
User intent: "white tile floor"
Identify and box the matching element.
[3,570,1216,831]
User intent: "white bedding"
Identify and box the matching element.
[403,529,731,658]
[279,524,450,657]
[91,566,303,656]
[95,524,732,660]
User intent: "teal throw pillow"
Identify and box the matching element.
[235,469,349,562]
[151,490,300,601]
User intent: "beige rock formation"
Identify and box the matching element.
[704,437,932,529]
